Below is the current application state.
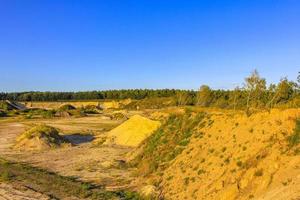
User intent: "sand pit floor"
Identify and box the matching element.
[0,120,136,190]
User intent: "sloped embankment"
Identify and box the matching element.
[14,125,70,151]
[132,109,300,200]
[102,115,161,147]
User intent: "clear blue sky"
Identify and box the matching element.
[1,0,299,92]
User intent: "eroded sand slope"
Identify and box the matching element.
[160,109,300,200]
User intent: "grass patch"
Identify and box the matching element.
[0,158,139,199]
[132,111,206,175]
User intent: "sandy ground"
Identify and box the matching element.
[0,116,138,198]
[0,183,51,200]
[160,109,300,200]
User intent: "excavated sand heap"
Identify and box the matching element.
[104,115,161,147]
[14,125,69,151]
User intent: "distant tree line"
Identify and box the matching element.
[1,71,299,109]
[0,89,181,101]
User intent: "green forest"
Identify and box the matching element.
[1,71,300,109]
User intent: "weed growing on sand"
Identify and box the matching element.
[197,169,206,175]
[287,119,300,148]
[166,175,174,181]
[236,160,243,168]
[184,177,190,186]
[221,147,227,152]
[281,179,292,186]
[254,169,263,177]
[191,177,196,183]
[208,148,215,154]
[224,157,230,164]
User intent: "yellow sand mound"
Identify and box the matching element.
[104,115,160,147]
[14,125,69,151]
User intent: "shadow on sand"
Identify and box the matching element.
[64,134,94,145]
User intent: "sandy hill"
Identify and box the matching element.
[14,125,69,151]
[132,108,300,200]
[103,115,161,147]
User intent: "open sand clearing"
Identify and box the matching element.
[0,116,137,191]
